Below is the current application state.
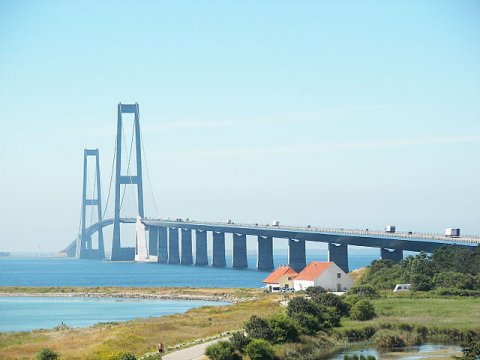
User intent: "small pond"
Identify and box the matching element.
[329,344,462,360]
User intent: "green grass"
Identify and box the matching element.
[341,297,480,330]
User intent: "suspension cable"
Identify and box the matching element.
[140,125,159,218]
[102,135,117,219]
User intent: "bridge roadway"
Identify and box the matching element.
[142,219,479,272]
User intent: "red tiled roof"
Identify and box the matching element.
[294,261,333,281]
[262,266,298,284]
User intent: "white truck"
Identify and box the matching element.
[272,220,280,226]
[444,228,460,237]
[385,225,396,233]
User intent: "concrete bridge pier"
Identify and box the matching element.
[181,229,193,265]
[257,236,274,270]
[195,230,208,265]
[157,227,168,263]
[148,227,158,257]
[213,231,226,266]
[381,248,403,263]
[288,238,306,272]
[328,243,349,273]
[232,233,248,268]
[168,227,180,264]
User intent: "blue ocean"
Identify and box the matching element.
[0,248,389,288]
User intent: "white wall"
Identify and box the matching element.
[293,263,353,292]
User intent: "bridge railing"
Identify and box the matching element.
[146,218,480,244]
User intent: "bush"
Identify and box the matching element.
[205,340,241,360]
[115,354,137,360]
[347,285,380,298]
[311,292,350,317]
[305,286,327,297]
[350,299,376,321]
[230,331,251,352]
[267,313,299,343]
[373,330,407,348]
[410,273,433,291]
[433,272,476,290]
[245,315,274,341]
[36,349,59,360]
[244,339,276,360]
[287,297,321,317]
[290,312,322,335]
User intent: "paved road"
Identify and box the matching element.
[161,338,223,360]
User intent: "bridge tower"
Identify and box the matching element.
[79,148,105,259]
[111,103,145,261]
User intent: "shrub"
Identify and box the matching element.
[311,292,350,316]
[230,331,251,352]
[347,285,380,298]
[305,286,327,297]
[267,313,299,343]
[350,299,376,321]
[244,339,276,360]
[115,353,137,360]
[36,349,59,360]
[205,340,241,360]
[245,315,274,341]
[433,272,476,290]
[373,330,407,348]
[287,297,321,317]
[290,312,322,335]
[410,273,433,291]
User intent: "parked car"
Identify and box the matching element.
[393,284,411,292]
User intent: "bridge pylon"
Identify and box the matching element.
[111,103,144,261]
[79,148,105,259]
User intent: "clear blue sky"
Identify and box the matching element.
[0,0,479,252]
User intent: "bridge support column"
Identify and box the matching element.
[232,233,248,268]
[381,248,403,263]
[157,227,168,263]
[181,229,193,265]
[195,230,208,265]
[168,227,180,264]
[288,238,306,272]
[213,232,226,267]
[257,236,274,270]
[328,243,349,273]
[148,227,158,257]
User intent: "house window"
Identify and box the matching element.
[288,277,292,280]
[337,273,341,279]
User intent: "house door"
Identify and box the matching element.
[337,283,341,292]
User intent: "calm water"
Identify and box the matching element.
[0,296,228,332]
[329,344,461,359]
[0,250,385,288]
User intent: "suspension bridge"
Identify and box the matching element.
[61,103,479,272]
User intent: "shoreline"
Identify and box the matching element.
[0,286,260,303]
[0,291,237,302]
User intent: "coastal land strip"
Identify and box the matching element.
[0,287,479,360]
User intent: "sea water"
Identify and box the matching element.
[0,296,229,332]
[0,249,387,288]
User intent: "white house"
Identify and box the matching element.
[293,261,353,292]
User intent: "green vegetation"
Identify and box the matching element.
[244,339,276,360]
[36,348,59,360]
[359,246,480,293]
[349,300,375,321]
[205,340,241,360]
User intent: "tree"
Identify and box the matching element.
[36,349,59,360]
[244,315,274,341]
[244,339,276,360]
[205,340,241,360]
[290,312,322,335]
[230,331,251,353]
[287,297,321,317]
[266,314,299,343]
[350,299,376,321]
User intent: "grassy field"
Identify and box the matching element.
[1,288,479,360]
[342,297,480,330]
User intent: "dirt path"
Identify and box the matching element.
[161,338,224,360]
